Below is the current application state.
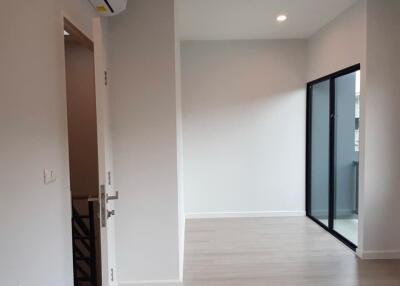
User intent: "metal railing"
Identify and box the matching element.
[71,197,98,286]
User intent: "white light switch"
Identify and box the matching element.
[44,169,56,185]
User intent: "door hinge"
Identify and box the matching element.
[111,268,114,282]
[104,71,108,86]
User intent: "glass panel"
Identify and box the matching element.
[333,70,360,245]
[310,80,330,226]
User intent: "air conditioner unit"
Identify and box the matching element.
[88,0,127,16]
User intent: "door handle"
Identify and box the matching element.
[107,191,119,202]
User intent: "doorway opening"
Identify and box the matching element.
[64,18,102,286]
[306,64,361,250]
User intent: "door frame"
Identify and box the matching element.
[64,18,94,50]
[64,16,102,286]
[306,64,361,251]
[63,16,116,286]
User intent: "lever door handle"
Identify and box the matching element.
[107,191,119,202]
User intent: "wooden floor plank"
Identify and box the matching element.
[183,217,400,286]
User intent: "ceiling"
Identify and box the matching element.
[177,0,358,40]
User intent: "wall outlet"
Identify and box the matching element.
[44,169,56,185]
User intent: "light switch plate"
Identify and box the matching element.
[44,169,56,185]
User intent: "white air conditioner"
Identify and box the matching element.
[88,0,127,16]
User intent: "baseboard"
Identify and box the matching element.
[359,250,400,259]
[185,210,305,219]
[119,280,182,286]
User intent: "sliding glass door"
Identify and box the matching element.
[306,65,360,250]
[309,79,330,226]
[333,71,360,245]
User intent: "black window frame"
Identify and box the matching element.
[306,64,361,251]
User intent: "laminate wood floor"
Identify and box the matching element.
[183,217,400,286]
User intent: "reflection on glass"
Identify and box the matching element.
[310,80,330,226]
[333,70,360,245]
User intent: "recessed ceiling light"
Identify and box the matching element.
[64,30,70,36]
[276,14,287,23]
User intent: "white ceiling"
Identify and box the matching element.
[177,0,358,40]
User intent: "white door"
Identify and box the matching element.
[93,18,118,286]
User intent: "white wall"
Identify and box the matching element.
[0,1,101,285]
[307,0,367,82]
[174,2,186,279]
[362,0,400,259]
[181,40,307,217]
[108,0,182,284]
